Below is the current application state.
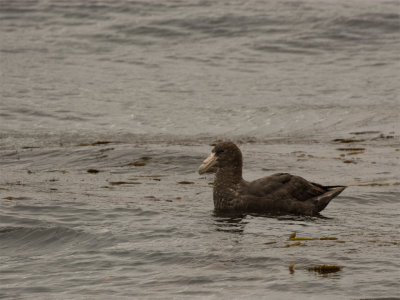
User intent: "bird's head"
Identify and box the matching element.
[198,142,242,175]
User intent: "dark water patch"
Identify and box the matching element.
[338,13,400,33]
[74,32,156,47]
[139,156,152,161]
[11,107,55,118]
[152,14,280,38]
[252,44,320,55]
[0,47,49,54]
[109,24,189,38]
[0,6,38,14]
[140,274,219,289]
[126,161,147,167]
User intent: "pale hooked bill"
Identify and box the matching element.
[198,152,217,175]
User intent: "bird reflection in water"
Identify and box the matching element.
[213,211,247,234]
[212,211,328,234]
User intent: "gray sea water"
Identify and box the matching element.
[1,0,399,299]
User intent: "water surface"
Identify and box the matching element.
[1,0,399,299]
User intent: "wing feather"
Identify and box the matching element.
[245,173,327,202]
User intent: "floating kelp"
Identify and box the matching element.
[371,134,394,140]
[264,241,277,245]
[136,175,167,178]
[308,265,342,274]
[289,264,295,274]
[2,196,29,200]
[109,181,142,185]
[289,237,315,241]
[178,181,194,184]
[91,141,112,145]
[78,141,112,146]
[295,153,336,160]
[343,160,357,164]
[283,241,304,248]
[288,232,314,241]
[346,151,364,155]
[333,138,365,143]
[87,169,99,174]
[355,183,390,187]
[288,232,338,241]
[288,232,315,241]
[336,148,365,151]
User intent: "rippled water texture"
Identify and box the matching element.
[1,0,399,299]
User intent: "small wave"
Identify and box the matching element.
[110,24,188,38]
[338,13,399,33]
[341,192,399,205]
[0,226,114,255]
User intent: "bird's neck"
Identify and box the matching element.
[213,166,243,210]
[215,166,242,186]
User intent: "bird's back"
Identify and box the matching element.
[238,173,345,215]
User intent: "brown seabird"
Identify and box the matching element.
[198,142,346,215]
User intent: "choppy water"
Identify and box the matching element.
[1,0,399,299]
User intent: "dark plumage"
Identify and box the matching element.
[198,142,346,215]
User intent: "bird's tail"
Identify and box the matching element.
[314,186,346,213]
